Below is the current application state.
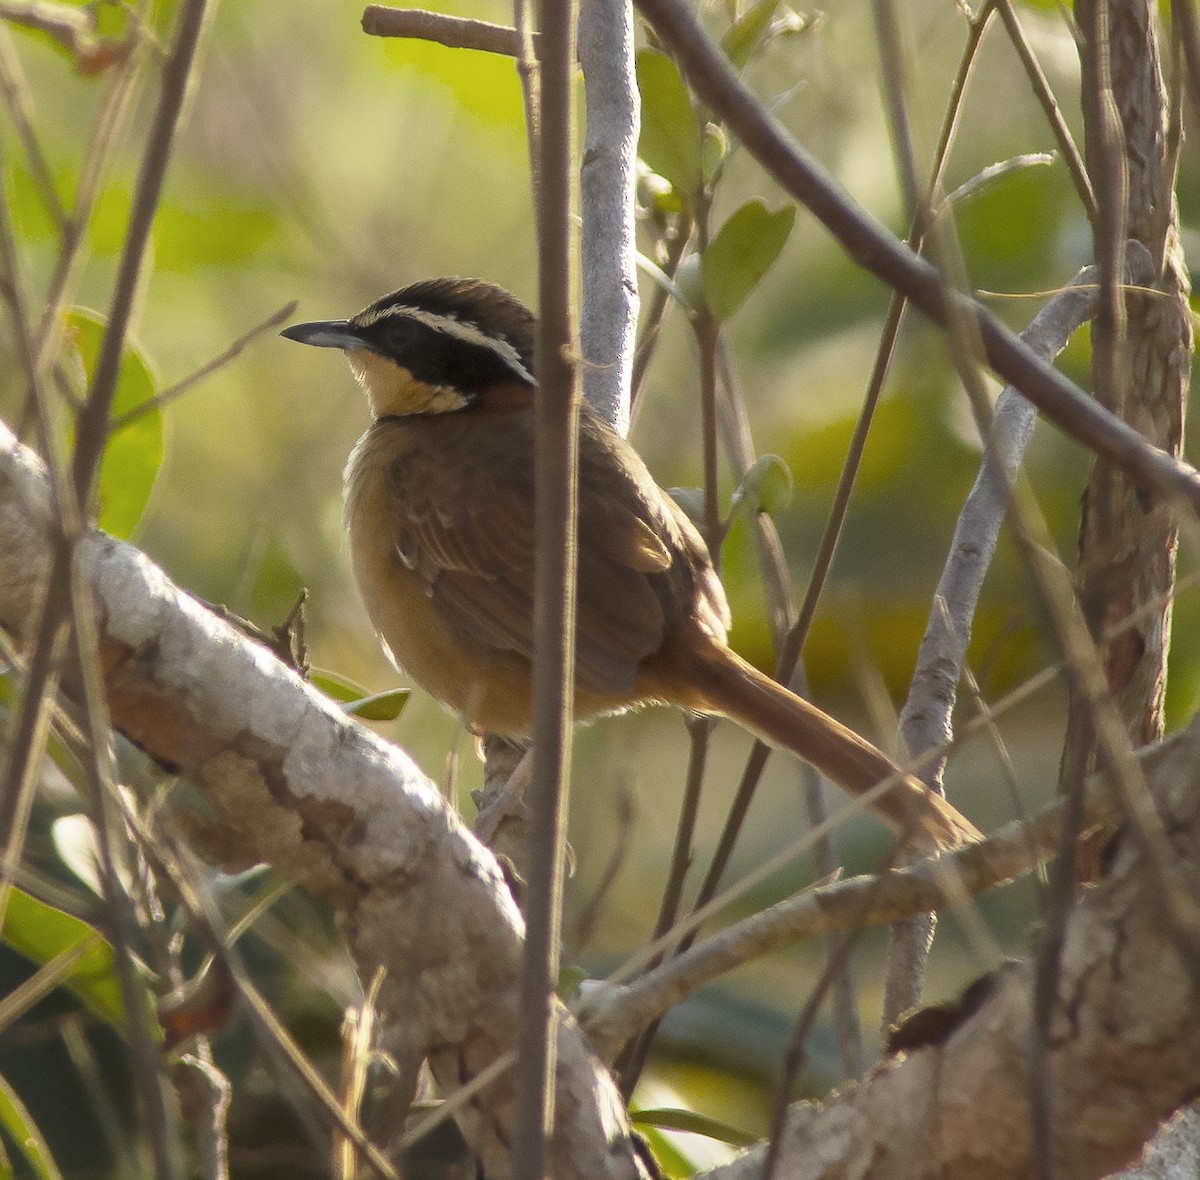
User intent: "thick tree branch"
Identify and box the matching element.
[695,722,1200,1180]
[0,419,645,1180]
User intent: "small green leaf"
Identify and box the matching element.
[557,964,586,1000]
[311,669,368,704]
[344,689,410,722]
[631,1107,757,1148]
[701,124,728,187]
[0,1071,64,1180]
[701,200,796,321]
[636,49,702,206]
[721,0,780,69]
[2,888,125,1028]
[735,453,793,515]
[65,309,162,538]
[641,171,684,216]
[673,254,703,312]
[311,670,410,721]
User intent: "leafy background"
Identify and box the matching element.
[0,0,1197,1174]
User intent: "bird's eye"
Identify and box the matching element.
[381,317,421,352]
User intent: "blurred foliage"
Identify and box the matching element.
[0,0,1196,1174]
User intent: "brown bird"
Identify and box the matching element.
[282,278,979,851]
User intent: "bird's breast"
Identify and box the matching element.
[341,420,540,732]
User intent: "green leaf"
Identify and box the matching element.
[631,1107,757,1148]
[65,309,163,538]
[311,670,410,722]
[344,689,410,722]
[557,964,586,1001]
[721,0,780,69]
[701,200,796,321]
[634,1125,695,1179]
[636,49,702,206]
[2,888,125,1028]
[734,453,793,516]
[0,1071,64,1180]
[311,669,369,704]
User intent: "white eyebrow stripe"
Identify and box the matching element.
[353,303,535,384]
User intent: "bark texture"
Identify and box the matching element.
[1061,0,1192,789]
[710,727,1200,1180]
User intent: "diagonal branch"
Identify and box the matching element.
[0,418,647,1180]
[633,0,1200,516]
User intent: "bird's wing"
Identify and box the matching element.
[385,412,698,695]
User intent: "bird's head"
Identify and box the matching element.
[282,277,537,418]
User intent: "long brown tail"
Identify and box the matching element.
[657,635,980,851]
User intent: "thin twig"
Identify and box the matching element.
[25,29,147,425]
[72,0,212,503]
[1174,0,1200,124]
[0,132,75,917]
[514,0,579,1174]
[629,216,692,405]
[714,347,864,1076]
[615,715,712,1095]
[863,0,943,1036]
[685,0,999,965]
[109,302,299,432]
[0,0,131,73]
[361,6,527,56]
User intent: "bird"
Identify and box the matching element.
[282,277,980,851]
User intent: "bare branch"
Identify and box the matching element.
[579,0,639,435]
[361,6,525,56]
[581,759,1100,1062]
[899,244,1156,778]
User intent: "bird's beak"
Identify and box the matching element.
[280,320,361,350]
